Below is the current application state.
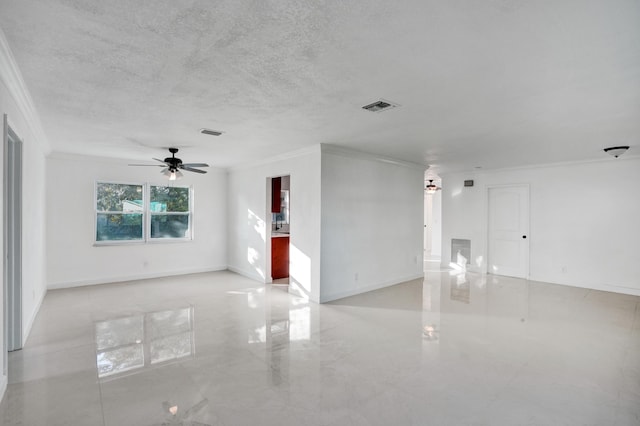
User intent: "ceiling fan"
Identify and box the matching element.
[129,148,209,181]
[425,179,441,194]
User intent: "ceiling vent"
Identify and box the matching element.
[200,128,223,136]
[361,99,400,113]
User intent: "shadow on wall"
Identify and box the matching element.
[247,208,313,298]
[248,209,266,279]
[289,244,311,300]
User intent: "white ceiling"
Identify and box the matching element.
[0,1,638,171]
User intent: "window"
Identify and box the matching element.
[96,183,144,241]
[95,182,192,244]
[149,186,190,239]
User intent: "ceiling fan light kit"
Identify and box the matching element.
[129,148,209,180]
[425,179,441,194]
[603,146,629,158]
[163,168,183,181]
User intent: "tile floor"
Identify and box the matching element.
[1,268,639,425]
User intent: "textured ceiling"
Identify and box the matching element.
[0,0,639,171]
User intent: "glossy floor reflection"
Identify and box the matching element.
[1,269,639,425]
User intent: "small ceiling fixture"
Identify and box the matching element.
[199,128,224,136]
[425,179,441,194]
[603,146,629,158]
[362,99,400,113]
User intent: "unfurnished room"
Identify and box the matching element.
[0,1,639,425]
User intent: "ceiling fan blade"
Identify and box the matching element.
[179,165,207,174]
[181,163,209,168]
[153,158,169,164]
[128,164,165,166]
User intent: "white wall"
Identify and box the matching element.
[424,191,442,256]
[46,154,227,288]
[441,157,640,296]
[0,26,50,400]
[227,146,322,302]
[319,146,425,302]
[18,117,47,343]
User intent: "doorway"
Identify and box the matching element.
[487,185,529,279]
[424,173,442,271]
[270,175,290,284]
[3,115,23,354]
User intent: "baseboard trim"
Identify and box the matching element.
[531,275,640,297]
[47,266,228,289]
[0,374,7,404]
[22,286,46,346]
[320,273,425,303]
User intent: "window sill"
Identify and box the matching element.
[94,238,193,247]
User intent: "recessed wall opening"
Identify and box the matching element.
[451,238,471,269]
[269,175,290,286]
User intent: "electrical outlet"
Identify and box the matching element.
[355,272,359,281]
[561,266,567,273]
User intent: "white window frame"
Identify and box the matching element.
[147,184,193,243]
[94,181,193,245]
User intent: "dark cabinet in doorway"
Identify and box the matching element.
[271,236,289,279]
[271,177,282,213]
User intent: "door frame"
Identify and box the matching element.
[485,183,530,279]
[267,174,291,283]
[3,114,23,354]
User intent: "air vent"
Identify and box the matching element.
[361,99,400,112]
[199,128,223,136]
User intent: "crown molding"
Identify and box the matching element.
[228,143,428,173]
[0,27,50,154]
[227,144,321,172]
[439,152,640,178]
[320,144,427,170]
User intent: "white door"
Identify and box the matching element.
[488,185,529,278]
[424,193,432,256]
